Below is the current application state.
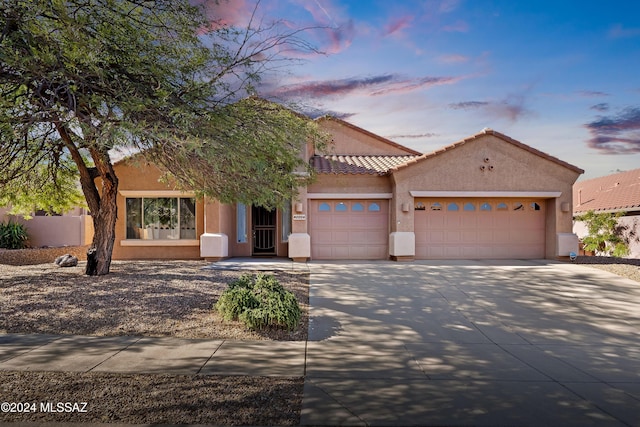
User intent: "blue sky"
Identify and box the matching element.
[213,0,640,180]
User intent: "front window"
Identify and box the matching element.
[126,197,196,240]
[281,202,291,242]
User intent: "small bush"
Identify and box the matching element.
[0,221,29,249]
[215,273,301,331]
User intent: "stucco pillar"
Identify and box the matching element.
[289,185,310,262]
[389,179,415,261]
[200,198,228,261]
[200,233,228,261]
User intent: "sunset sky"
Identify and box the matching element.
[213,0,640,180]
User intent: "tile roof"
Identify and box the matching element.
[311,154,420,175]
[389,128,585,174]
[573,168,640,214]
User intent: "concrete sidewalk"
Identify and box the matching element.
[0,334,306,377]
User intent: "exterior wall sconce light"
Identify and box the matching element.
[295,202,303,213]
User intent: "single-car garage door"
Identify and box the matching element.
[415,198,545,259]
[309,200,389,260]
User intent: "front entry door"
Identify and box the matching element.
[252,206,277,255]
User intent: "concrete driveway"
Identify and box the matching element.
[302,260,640,426]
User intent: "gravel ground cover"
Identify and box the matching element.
[0,371,302,425]
[0,260,308,340]
[574,255,640,283]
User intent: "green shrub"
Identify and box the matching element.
[0,221,29,249]
[215,273,301,331]
[576,210,630,257]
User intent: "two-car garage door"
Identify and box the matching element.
[415,198,546,259]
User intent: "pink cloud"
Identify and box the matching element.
[287,0,355,54]
[201,0,255,29]
[585,107,640,154]
[383,16,414,38]
[437,54,470,64]
[370,75,462,96]
[269,73,463,99]
[448,95,531,122]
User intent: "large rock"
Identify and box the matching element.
[54,254,78,267]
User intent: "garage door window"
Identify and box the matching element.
[464,202,476,211]
[352,202,364,211]
[447,203,459,211]
[480,202,492,211]
[497,202,508,211]
[531,202,541,211]
[514,202,524,211]
[319,202,331,212]
[336,202,348,212]
[368,203,381,212]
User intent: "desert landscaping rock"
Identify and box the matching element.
[55,254,79,267]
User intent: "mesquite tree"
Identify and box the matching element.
[0,1,325,275]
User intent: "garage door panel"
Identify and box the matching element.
[478,230,494,242]
[445,230,462,242]
[477,215,494,228]
[428,230,445,243]
[331,231,350,243]
[415,198,545,259]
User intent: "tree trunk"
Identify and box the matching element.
[85,157,119,276]
[85,187,118,276]
[55,124,119,276]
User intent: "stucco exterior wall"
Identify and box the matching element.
[112,160,204,260]
[308,174,392,194]
[316,118,418,156]
[391,135,581,258]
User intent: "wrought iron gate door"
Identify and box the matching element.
[252,206,276,255]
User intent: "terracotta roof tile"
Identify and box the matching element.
[311,154,419,175]
[573,168,640,213]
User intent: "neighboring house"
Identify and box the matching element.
[573,168,640,258]
[111,116,583,261]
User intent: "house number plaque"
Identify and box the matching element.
[293,214,306,221]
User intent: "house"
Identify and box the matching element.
[111,117,583,261]
[573,168,640,258]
